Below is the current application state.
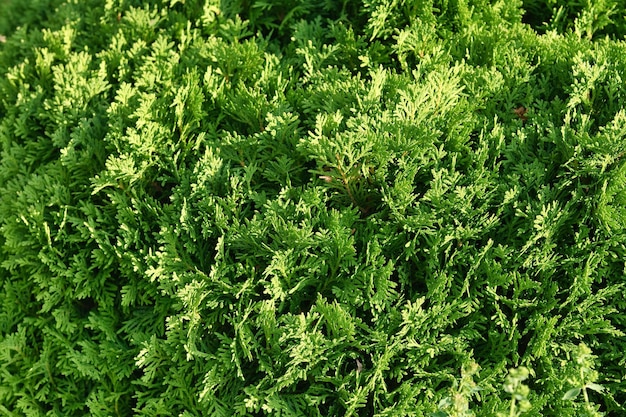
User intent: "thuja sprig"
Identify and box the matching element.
[303,112,382,215]
[318,152,371,214]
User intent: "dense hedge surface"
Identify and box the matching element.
[1,0,626,416]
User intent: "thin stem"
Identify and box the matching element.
[335,153,363,211]
[581,368,590,406]
[510,397,516,417]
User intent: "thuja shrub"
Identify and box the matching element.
[1,0,625,415]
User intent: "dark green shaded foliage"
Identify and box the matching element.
[1,0,625,416]
[522,0,626,39]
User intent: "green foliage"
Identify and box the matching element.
[522,0,626,39]
[1,0,625,415]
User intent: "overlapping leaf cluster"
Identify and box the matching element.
[1,0,625,416]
